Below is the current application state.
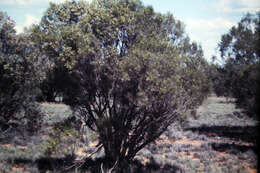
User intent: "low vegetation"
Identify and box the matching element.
[0,96,257,172]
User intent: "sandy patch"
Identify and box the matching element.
[156,136,202,147]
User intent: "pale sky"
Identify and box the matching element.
[0,0,260,61]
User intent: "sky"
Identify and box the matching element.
[0,0,260,61]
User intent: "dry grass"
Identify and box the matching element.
[0,96,257,172]
[135,96,258,173]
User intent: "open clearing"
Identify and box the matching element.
[135,96,258,173]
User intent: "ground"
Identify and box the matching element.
[135,96,258,173]
[0,96,258,172]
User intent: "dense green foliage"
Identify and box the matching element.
[0,11,44,134]
[212,12,259,117]
[31,0,88,102]
[29,0,211,170]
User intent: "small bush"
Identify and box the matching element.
[24,103,45,135]
[43,116,81,157]
[166,153,178,160]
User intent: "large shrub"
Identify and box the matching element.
[33,0,210,170]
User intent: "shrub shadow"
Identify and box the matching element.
[142,158,183,173]
[185,125,258,143]
[7,155,183,173]
[61,157,183,173]
[35,155,75,173]
[210,142,257,154]
[6,155,75,173]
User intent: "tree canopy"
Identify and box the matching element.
[213,12,259,117]
[0,11,44,133]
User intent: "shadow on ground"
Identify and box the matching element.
[6,155,75,173]
[80,157,183,173]
[210,142,257,154]
[185,125,258,143]
[7,155,183,173]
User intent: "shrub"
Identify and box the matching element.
[33,0,211,170]
[43,116,81,157]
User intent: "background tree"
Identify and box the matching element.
[217,12,259,116]
[0,11,44,134]
[209,63,227,97]
[0,11,18,128]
